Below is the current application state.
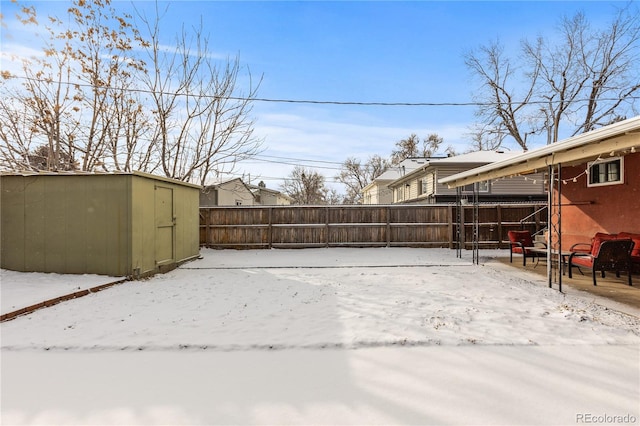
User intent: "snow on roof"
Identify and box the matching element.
[373,158,430,181]
[204,177,245,187]
[433,150,524,164]
[440,115,640,188]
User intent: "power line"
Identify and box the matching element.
[217,170,345,183]
[5,75,478,106]
[8,75,638,107]
[255,154,343,165]
[244,97,480,107]
[239,160,342,171]
[238,156,343,171]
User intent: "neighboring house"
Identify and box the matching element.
[361,158,426,204]
[387,150,547,204]
[200,178,256,206]
[439,115,640,251]
[249,181,293,205]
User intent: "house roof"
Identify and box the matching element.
[248,184,294,202]
[204,177,257,199]
[432,150,523,164]
[388,150,524,187]
[439,116,640,189]
[205,177,244,188]
[362,158,429,192]
[376,158,429,180]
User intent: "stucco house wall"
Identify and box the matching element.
[559,151,640,249]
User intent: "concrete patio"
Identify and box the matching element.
[495,252,640,313]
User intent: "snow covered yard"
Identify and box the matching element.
[1,247,639,425]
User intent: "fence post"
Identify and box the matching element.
[386,206,391,247]
[268,207,273,249]
[496,205,503,248]
[204,209,211,248]
[447,205,453,249]
[326,206,330,248]
[460,206,467,250]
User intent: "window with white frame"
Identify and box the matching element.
[462,180,489,193]
[588,157,624,187]
[419,179,428,195]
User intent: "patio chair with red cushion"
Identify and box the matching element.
[570,232,640,274]
[568,238,634,286]
[569,232,617,254]
[618,232,640,274]
[507,230,546,266]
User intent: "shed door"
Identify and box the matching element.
[155,185,175,266]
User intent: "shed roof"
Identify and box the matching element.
[439,116,640,188]
[0,170,202,189]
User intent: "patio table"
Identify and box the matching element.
[528,247,573,275]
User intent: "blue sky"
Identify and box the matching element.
[1,0,630,190]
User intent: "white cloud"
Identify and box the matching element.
[232,109,474,192]
[148,42,228,61]
[254,111,472,162]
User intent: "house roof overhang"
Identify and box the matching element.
[439,116,640,189]
[388,161,498,188]
[362,179,386,192]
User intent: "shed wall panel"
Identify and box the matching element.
[1,175,131,276]
[43,178,68,272]
[1,176,27,270]
[131,175,199,276]
[173,182,200,263]
[131,176,159,276]
[23,176,47,272]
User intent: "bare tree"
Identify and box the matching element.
[137,5,263,186]
[107,86,155,173]
[1,0,149,172]
[466,5,640,149]
[324,187,344,205]
[390,133,420,165]
[465,123,508,152]
[280,166,333,205]
[65,1,148,171]
[2,0,262,183]
[465,40,539,149]
[0,3,79,171]
[0,95,42,170]
[336,155,390,204]
[390,133,450,164]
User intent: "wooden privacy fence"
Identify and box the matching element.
[200,203,547,249]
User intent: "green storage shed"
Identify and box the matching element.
[1,171,201,277]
